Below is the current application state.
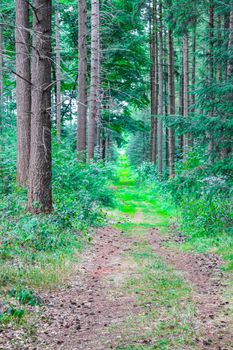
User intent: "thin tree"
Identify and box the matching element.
[15,0,31,187]
[27,0,53,213]
[150,0,158,165]
[0,24,3,118]
[208,0,214,162]
[0,23,4,192]
[157,1,163,176]
[183,31,189,155]
[55,1,61,142]
[168,28,175,177]
[227,10,233,78]
[77,0,88,161]
[88,0,100,159]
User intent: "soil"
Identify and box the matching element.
[1,226,232,350]
[149,228,233,350]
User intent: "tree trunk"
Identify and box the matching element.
[168,29,175,178]
[208,1,214,163]
[157,1,163,176]
[77,0,88,161]
[183,31,189,155]
[55,2,61,142]
[150,0,158,165]
[227,11,233,78]
[88,0,100,160]
[0,24,4,192]
[179,46,184,158]
[15,0,31,187]
[27,0,52,213]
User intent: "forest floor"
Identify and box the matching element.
[1,160,233,350]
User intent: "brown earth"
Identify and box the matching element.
[0,226,232,350]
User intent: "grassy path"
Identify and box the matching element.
[1,157,232,349]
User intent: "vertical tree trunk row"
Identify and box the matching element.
[15,0,31,187]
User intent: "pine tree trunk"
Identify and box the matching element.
[55,2,61,142]
[150,0,158,165]
[191,25,196,114]
[157,2,163,176]
[183,31,189,155]
[77,0,88,161]
[179,46,184,158]
[227,11,233,78]
[0,24,3,191]
[88,0,100,160]
[15,0,31,187]
[168,29,175,178]
[0,24,3,119]
[27,0,52,213]
[208,1,214,163]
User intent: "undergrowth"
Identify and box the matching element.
[136,149,233,270]
[0,133,116,327]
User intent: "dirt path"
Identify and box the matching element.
[1,226,232,349]
[14,228,139,350]
[149,229,233,350]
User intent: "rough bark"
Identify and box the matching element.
[88,0,100,160]
[157,2,163,176]
[55,2,61,142]
[27,0,52,213]
[77,0,88,161]
[15,0,31,187]
[0,24,4,192]
[208,1,214,163]
[227,11,233,78]
[183,31,189,155]
[150,0,158,165]
[168,29,175,178]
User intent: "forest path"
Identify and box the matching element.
[6,158,232,350]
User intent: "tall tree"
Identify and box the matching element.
[150,0,158,165]
[208,0,214,162]
[227,10,233,78]
[183,31,189,155]
[157,1,163,175]
[55,1,61,142]
[77,0,88,161]
[27,0,52,213]
[88,0,100,160]
[168,28,175,177]
[0,23,3,118]
[15,0,31,187]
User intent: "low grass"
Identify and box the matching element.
[114,241,198,350]
[107,155,198,349]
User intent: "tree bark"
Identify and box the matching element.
[150,0,158,165]
[227,11,233,78]
[27,0,52,213]
[208,1,214,163]
[77,0,88,161]
[55,2,61,142]
[157,1,163,176]
[168,29,175,178]
[88,0,100,160]
[183,31,189,155]
[15,0,31,187]
[0,24,4,192]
